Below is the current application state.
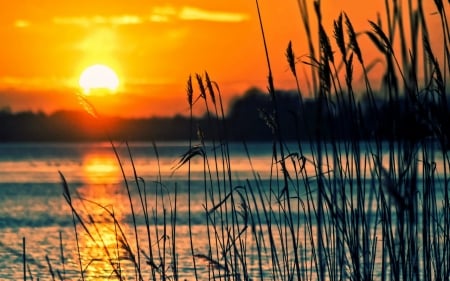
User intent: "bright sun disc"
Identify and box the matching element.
[79,64,119,95]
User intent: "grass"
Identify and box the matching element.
[19,0,450,280]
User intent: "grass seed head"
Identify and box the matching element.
[205,72,216,105]
[196,73,206,100]
[334,13,346,59]
[187,75,193,107]
[286,41,297,77]
[344,13,363,64]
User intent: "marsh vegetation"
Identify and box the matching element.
[17,0,450,280]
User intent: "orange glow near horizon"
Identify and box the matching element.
[0,1,447,117]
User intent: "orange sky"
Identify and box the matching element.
[0,1,446,117]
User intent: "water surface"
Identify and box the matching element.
[0,141,446,280]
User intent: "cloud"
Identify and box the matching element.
[152,6,178,17]
[53,17,90,26]
[151,5,249,23]
[14,20,30,28]
[178,6,249,22]
[148,14,170,23]
[0,76,73,91]
[53,15,143,27]
[51,6,249,27]
[111,15,142,25]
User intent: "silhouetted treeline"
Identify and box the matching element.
[0,87,447,142]
[226,87,447,143]
[0,109,197,142]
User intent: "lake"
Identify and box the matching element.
[0,141,281,280]
[0,141,447,280]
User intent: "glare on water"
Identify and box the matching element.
[0,141,448,280]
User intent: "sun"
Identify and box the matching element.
[79,64,119,95]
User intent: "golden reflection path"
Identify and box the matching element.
[74,151,136,280]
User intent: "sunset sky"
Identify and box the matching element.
[0,1,445,117]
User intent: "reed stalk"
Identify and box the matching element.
[45,1,450,280]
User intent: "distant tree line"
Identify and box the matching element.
[0,87,447,142]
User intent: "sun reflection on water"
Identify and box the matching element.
[74,151,137,279]
[79,220,135,280]
[82,153,122,185]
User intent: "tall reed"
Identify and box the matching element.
[47,1,450,281]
